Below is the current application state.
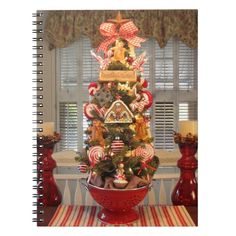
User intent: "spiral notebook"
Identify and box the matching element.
[33,10,198,226]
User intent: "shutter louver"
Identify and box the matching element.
[82,36,100,88]
[179,102,198,121]
[178,41,197,90]
[59,102,78,150]
[154,102,174,150]
[57,42,80,89]
[155,38,174,90]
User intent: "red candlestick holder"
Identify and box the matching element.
[37,133,62,206]
[171,133,198,206]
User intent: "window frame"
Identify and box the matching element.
[55,36,198,152]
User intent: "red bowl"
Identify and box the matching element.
[87,183,149,224]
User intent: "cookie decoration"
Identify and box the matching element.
[104,99,134,124]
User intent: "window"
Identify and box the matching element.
[136,38,197,150]
[56,37,100,151]
[56,36,197,151]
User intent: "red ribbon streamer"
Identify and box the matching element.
[97,21,145,52]
[138,160,157,175]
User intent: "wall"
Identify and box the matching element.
[38,11,56,124]
[40,41,56,122]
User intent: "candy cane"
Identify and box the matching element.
[130,100,146,112]
[139,77,148,88]
[84,103,104,119]
[88,82,101,96]
[141,90,153,109]
[99,107,107,117]
[132,52,147,72]
[90,50,112,70]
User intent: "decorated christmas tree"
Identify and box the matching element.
[76,12,159,189]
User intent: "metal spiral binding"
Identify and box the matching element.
[32,11,44,224]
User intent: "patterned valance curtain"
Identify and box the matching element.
[44,10,197,50]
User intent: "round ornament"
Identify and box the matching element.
[141,90,153,109]
[88,82,101,96]
[88,146,105,166]
[111,137,125,153]
[77,163,88,173]
[134,143,154,162]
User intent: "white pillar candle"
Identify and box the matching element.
[179,121,198,136]
[38,122,55,136]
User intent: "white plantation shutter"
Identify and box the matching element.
[179,102,198,121]
[56,36,96,151]
[155,38,174,90]
[178,41,197,90]
[56,42,80,151]
[58,41,80,88]
[149,37,197,150]
[154,102,174,149]
[56,36,197,151]
[81,37,100,88]
[81,37,100,146]
[59,102,78,150]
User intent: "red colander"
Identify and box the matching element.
[87,182,150,224]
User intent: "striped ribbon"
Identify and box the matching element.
[48,205,195,227]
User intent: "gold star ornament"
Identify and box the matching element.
[107,11,130,26]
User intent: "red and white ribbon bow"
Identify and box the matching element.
[97,21,145,52]
[138,161,157,175]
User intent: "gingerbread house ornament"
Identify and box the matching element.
[104,99,134,124]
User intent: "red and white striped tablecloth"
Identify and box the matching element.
[48,205,195,226]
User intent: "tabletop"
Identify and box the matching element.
[37,205,197,226]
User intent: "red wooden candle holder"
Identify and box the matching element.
[37,133,62,206]
[171,133,198,206]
